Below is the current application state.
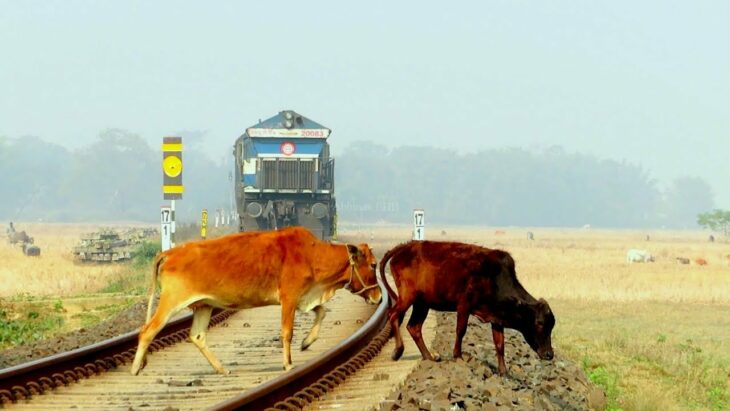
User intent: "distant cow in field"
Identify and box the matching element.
[379,241,555,376]
[494,230,506,236]
[725,254,730,264]
[694,258,708,266]
[131,227,381,375]
[626,249,654,263]
[676,257,690,265]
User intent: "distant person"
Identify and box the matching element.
[7,221,15,236]
[709,235,715,243]
[645,234,650,241]
[527,231,534,240]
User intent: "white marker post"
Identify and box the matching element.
[161,206,172,251]
[413,209,425,241]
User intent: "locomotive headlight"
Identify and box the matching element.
[246,202,263,218]
[311,203,328,219]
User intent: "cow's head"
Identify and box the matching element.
[345,244,382,305]
[518,298,555,361]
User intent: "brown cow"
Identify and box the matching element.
[131,227,381,375]
[379,241,554,376]
[694,258,708,266]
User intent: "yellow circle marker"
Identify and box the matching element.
[163,155,182,177]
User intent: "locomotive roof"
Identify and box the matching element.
[244,110,331,139]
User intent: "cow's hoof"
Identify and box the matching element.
[301,340,312,351]
[284,364,293,371]
[392,347,404,361]
[218,368,231,375]
[433,353,441,362]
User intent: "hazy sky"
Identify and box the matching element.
[2,1,729,205]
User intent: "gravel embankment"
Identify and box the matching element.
[380,313,606,411]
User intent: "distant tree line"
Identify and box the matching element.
[336,141,714,228]
[0,130,230,223]
[0,134,715,228]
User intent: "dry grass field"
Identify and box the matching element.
[340,225,730,411]
[0,223,142,297]
[2,223,728,409]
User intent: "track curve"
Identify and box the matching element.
[0,289,389,410]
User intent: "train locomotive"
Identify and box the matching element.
[233,110,336,239]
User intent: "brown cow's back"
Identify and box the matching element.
[385,241,522,306]
[158,229,317,309]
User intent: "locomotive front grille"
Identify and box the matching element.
[279,160,298,190]
[299,160,314,190]
[259,158,316,191]
[262,160,277,188]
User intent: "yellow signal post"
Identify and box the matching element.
[162,137,183,200]
[201,208,208,239]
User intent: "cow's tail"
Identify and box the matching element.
[146,252,166,322]
[379,244,405,304]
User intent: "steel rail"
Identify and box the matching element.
[0,283,391,410]
[0,309,233,404]
[209,282,390,411]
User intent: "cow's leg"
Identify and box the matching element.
[492,323,507,376]
[131,294,183,375]
[301,305,325,351]
[388,293,416,361]
[453,306,470,359]
[190,305,228,374]
[280,302,297,370]
[407,302,438,361]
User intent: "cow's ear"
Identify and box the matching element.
[537,298,551,313]
[346,244,359,258]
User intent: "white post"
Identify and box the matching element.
[413,209,425,241]
[170,199,176,248]
[161,206,172,251]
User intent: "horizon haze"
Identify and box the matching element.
[1,1,728,206]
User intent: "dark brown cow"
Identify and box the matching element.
[131,227,381,375]
[379,240,555,376]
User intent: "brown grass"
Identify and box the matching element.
[3,223,728,409]
[0,223,152,297]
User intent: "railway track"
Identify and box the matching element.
[0,289,391,410]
